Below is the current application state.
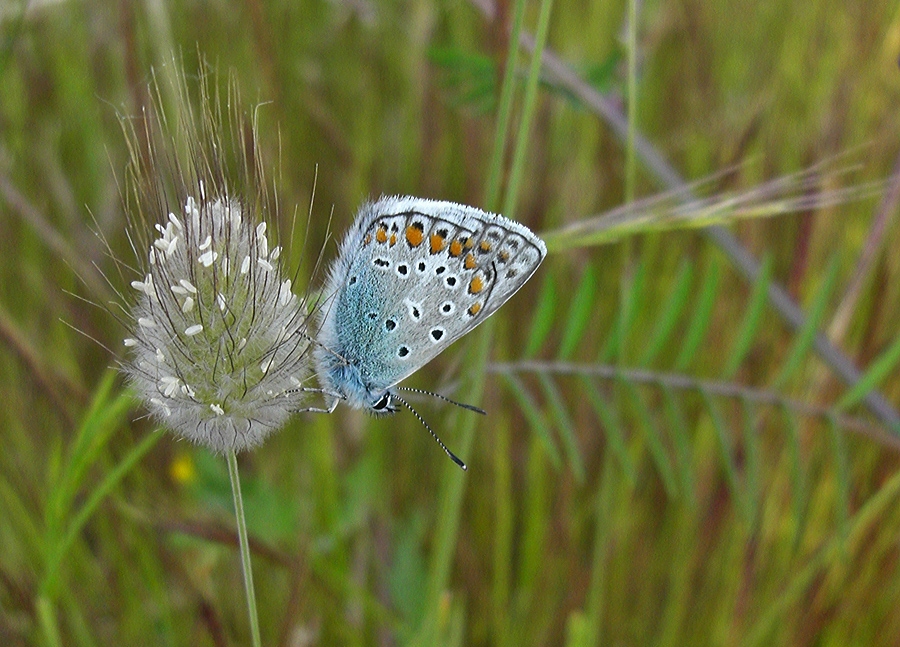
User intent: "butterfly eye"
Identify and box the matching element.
[372,393,391,411]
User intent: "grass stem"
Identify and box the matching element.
[227,450,262,647]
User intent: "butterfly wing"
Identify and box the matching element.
[316,196,546,401]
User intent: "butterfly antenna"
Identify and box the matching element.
[397,387,487,415]
[392,393,467,471]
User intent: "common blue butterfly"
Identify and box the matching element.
[313,196,546,467]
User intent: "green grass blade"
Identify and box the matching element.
[638,259,693,366]
[566,612,589,647]
[600,257,646,362]
[501,0,556,220]
[40,430,162,598]
[61,371,119,481]
[559,264,598,360]
[515,434,554,635]
[577,453,617,647]
[483,0,528,212]
[53,374,134,529]
[622,381,678,498]
[37,595,63,647]
[492,409,513,646]
[624,0,638,207]
[524,269,558,358]
[660,386,696,507]
[579,376,637,487]
[502,373,561,469]
[772,256,840,388]
[723,253,774,379]
[674,255,721,371]
[836,329,900,411]
[699,389,750,523]
[537,373,585,483]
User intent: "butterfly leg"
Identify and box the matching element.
[289,387,342,414]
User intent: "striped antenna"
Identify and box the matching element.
[397,387,486,415]
[392,393,467,471]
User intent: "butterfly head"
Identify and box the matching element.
[369,390,400,415]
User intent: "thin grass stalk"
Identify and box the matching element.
[618,0,640,365]
[226,450,262,647]
[501,0,556,220]
[484,0,527,212]
[483,7,528,639]
[625,0,638,207]
[579,452,617,647]
[492,405,513,647]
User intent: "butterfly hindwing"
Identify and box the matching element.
[315,196,546,407]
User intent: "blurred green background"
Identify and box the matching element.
[4,0,900,645]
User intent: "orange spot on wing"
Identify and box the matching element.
[464,237,475,248]
[499,250,510,261]
[406,225,424,247]
[464,253,477,270]
[363,234,371,245]
[469,275,484,294]
[376,227,388,243]
[468,302,482,316]
[389,233,397,246]
[449,240,463,257]
[430,233,445,254]
[479,240,492,252]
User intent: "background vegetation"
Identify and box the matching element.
[2,0,900,645]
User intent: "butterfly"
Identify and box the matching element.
[313,196,546,468]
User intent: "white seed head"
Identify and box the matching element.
[123,197,314,453]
